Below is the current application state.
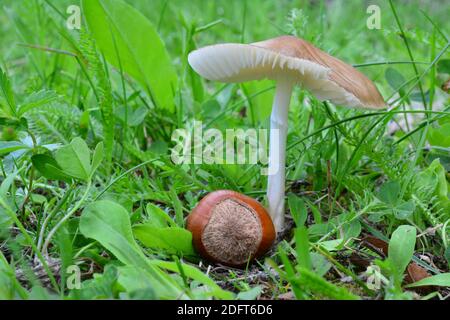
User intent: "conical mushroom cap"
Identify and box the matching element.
[188,35,386,109]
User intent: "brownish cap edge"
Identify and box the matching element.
[250,35,386,109]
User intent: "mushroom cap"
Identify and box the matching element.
[188,35,386,109]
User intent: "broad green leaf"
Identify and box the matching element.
[31,154,71,182]
[148,260,234,300]
[0,171,18,230]
[241,80,274,123]
[91,141,104,175]
[308,222,330,237]
[116,105,148,126]
[56,225,73,294]
[201,99,221,120]
[79,110,90,132]
[18,90,58,116]
[405,272,450,288]
[0,206,13,230]
[80,200,148,267]
[55,137,91,181]
[342,219,361,241]
[216,84,235,108]
[445,247,450,267]
[147,140,168,155]
[310,252,332,277]
[385,67,406,92]
[0,170,18,198]
[0,68,16,117]
[236,286,262,300]
[409,90,430,102]
[425,160,447,200]
[0,141,28,155]
[428,123,450,148]
[70,264,119,299]
[307,200,322,224]
[274,247,305,299]
[378,180,400,205]
[28,286,59,300]
[318,239,345,251]
[294,266,360,300]
[437,59,450,74]
[393,200,415,220]
[82,0,177,111]
[0,251,27,299]
[133,224,195,256]
[0,99,7,117]
[388,225,416,276]
[416,159,450,211]
[295,226,311,270]
[145,203,176,228]
[116,265,157,298]
[288,194,308,227]
[80,200,186,299]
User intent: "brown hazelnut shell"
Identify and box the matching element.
[186,190,275,267]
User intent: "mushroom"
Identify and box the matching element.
[188,35,386,232]
[186,190,275,267]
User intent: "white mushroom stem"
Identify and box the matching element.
[267,76,295,233]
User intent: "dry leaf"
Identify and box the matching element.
[361,235,389,257]
[405,262,430,283]
[405,262,432,293]
[278,291,296,300]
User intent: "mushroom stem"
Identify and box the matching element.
[267,77,294,232]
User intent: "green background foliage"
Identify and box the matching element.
[0,0,449,300]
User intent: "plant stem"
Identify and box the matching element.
[20,130,38,216]
[20,166,34,217]
[389,0,427,111]
[37,187,74,251]
[0,197,60,292]
[314,244,375,297]
[267,77,294,232]
[42,180,92,255]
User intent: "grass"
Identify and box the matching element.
[0,0,449,300]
